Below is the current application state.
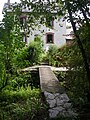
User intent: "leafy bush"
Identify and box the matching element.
[15,37,43,68]
[14,47,30,68]
[27,37,43,65]
[56,70,88,107]
[54,43,89,112]
[15,72,39,89]
[46,45,58,66]
[0,87,47,120]
[45,44,79,67]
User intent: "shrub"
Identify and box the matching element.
[0,87,47,120]
[47,45,58,66]
[54,43,89,109]
[27,37,43,65]
[45,44,78,67]
[15,37,43,68]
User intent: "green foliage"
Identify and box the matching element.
[10,71,40,90]
[14,46,30,68]
[0,1,89,119]
[15,37,43,68]
[0,87,47,120]
[0,8,47,120]
[53,43,89,113]
[57,70,88,107]
[46,44,79,67]
[79,24,90,65]
[28,37,43,64]
[0,12,24,91]
[46,45,58,66]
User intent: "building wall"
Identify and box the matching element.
[27,18,66,50]
[3,2,67,50]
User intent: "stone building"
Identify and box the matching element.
[3,0,73,50]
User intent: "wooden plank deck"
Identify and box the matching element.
[39,66,64,93]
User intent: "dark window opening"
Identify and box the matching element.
[46,33,54,43]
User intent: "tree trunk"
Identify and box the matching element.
[65,1,90,91]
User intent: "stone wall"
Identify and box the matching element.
[44,91,77,118]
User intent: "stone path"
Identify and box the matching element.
[39,66,77,118]
[39,67,65,93]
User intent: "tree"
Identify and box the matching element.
[63,0,90,91]
[0,11,24,91]
[12,0,90,89]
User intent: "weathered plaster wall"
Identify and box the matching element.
[27,18,66,50]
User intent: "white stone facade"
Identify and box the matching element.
[3,1,69,50]
[27,18,66,50]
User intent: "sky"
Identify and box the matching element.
[0,0,20,21]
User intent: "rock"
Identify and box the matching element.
[44,92,77,118]
[49,109,59,118]
[60,93,70,102]
[64,103,72,109]
[52,106,65,112]
[44,91,55,99]
[47,99,56,108]
[54,93,60,97]
[56,98,64,106]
